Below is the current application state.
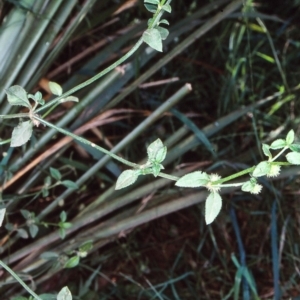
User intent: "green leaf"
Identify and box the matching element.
[10,120,33,147]
[262,144,271,158]
[286,152,300,165]
[5,223,14,231]
[20,209,31,219]
[64,256,79,269]
[253,161,271,177]
[17,228,29,239]
[162,4,171,13]
[0,206,6,227]
[50,167,61,181]
[289,144,300,152]
[60,211,67,222]
[144,0,159,4]
[205,192,222,225]
[241,181,253,192]
[5,85,31,108]
[57,286,72,300]
[79,240,93,253]
[142,28,163,52]
[61,180,78,189]
[116,169,139,190]
[59,227,66,239]
[156,26,169,40]
[147,138,166,162]
[286,129,295,144]
[175,171,210,188]
[270,139,286,149]
[29,224,39,238]
[159,19,169,25]
[34,91,43,101]
[49,81,63,96]
[59,222,72,229]
[38,294,57,300]
[144,0,158,13]
[152,164,162,177]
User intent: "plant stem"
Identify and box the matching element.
[33,115,140,169]
[213,167,255,185]
[34,37,144,114]
[158,172,179,181]
[271,146,288,162]
[0,260,42,300]
[0,113,29,119]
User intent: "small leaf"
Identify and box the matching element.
[61,180,78,189]
[50,167,61,181]
[0,207,6,227]
[42,188,49,197]
[152,164,162,177]
[286,129,295,144]
[262,144,271,158]
[289,144,300,152]
[147,139,165,161]
[10,120,33,147]
[205,192,222,225]
[35,91,42,101]
[253,161,271,177]
[38,293,57,300]
[142,28,163,52]
[17,228,29,239]
[60,211,67,222]
[59,228,66,239]
[20,209,31,219]
[175,171,209,188]
[57,286,72,300]
[156,26,169,40]
[59,222,72,229]
[79,241,93,253]
[270,139,286,149]
[286,152,300,165]
[159,19,169,25]
[155,146,167,163]
[29,224,39,238]
[116,170,139,190]
[64,256,79,269]
[49,81,63,96]
[5,223,14,231]
[144,3,157,13]
[162,4,171,13]
[144,0,159,4]
[241,181,253,192]
[5,86,31,108]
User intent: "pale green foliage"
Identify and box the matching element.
[6,85,31,108]
[205,192,222,225]
[57,287,72,300]
[49,81,63,96]
[116,169,140,190]
[11,120,33,147]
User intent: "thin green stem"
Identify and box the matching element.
[271,146,288,162]
[33,115,140,169]
[157,172,179,181]
[0,139,11,145]
[0,260,42,300]
[35,37,143,114]
[213,167,255,185]
[0,113,30,119]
